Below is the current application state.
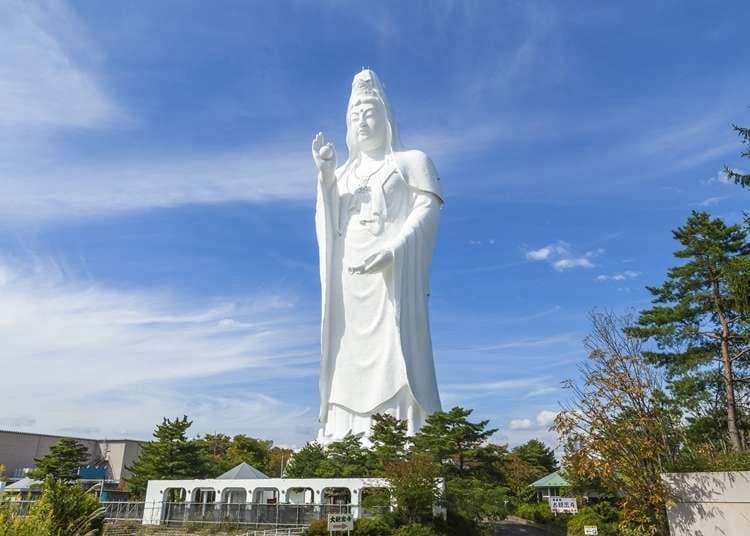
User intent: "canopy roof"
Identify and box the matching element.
[529,471,569,488]
[216,462,269,480]
[4,477,42,491]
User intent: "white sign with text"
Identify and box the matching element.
[549,496,578,514]
[584,527,598,536]
[328,513,354,532]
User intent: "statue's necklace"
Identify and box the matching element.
[353,160,386,193]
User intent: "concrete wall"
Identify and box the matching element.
[0,430,141,483]
[99,439,142,482]
[662,471,750,535]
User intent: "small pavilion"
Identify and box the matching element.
[529,471,569,501]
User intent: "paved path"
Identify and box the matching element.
[490,517,562,536]
[493,522,555,536]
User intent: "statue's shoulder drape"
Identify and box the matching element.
[393,149,443,205]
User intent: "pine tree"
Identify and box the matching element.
[724,123,750,188]
[126,416,212,497]
[369,413,409,473]
[29,438,89,481]
[412,407,497,476]
[629,212,750,450]
[318,435,370,477]
[284,442,326,478]
[511,439,558,474]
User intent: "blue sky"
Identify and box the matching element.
[1,0,748,448]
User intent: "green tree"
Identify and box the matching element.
[444,478,508,526]
[512,439,557,474]
[412,407,497,477]
[126,416,212,497]
[200,433,276,476]
[501,453,545,497]
[284,442,326,478]
[628,212,750,450]
[201,433,231,474]
[29,439,89,481]
[384,452,441,525]
[724,122,750,188]
[318,435,370,478]
[369,414,409,474]
[224,435,272,475]
[268,446,295,477]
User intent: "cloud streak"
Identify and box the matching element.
[0,254,319,443]
[0,0,122,129]
[595,270,640,282]
[0,145,313,222]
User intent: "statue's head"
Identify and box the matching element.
[345,70,401,160]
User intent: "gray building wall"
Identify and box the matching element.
[663,471,750,535]
[0,430,142,483]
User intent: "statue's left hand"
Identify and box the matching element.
[348,249,393,275]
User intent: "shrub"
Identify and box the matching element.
[445,478,508,524]
[0,478,104,536]
[567,506,618,536]
[305,519,329,536]
[392,524,438,536]
[354,516,393,536]
[436,511,481,536]
[515,502,553,524]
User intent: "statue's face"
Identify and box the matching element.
[350,100,387,152]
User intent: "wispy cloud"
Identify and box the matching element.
[442,377,548,393]
[0,0,319,224]
[697,196,726,207]
[0,254,319,443]
[447,333,580,354]
[0,145,312,222]
[595,270,640,282]
[0,0,122,129]
[525,241,603,271]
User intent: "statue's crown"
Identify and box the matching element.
[351,69,380,100]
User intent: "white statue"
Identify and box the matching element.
[312,69,443,445]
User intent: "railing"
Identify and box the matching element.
[160,501,353,526]
[240,529,306,536]
[101,501,145,521]
[3,499,387,527]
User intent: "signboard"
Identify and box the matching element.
[548,496,578,514]
[327,513,354,532]
[584,527,599,536]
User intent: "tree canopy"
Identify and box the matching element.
[628,211,750,450]
[29,438,89,481]
[511,439,558,474]
[555,312,682,534]
[725,122,750,188]
[412,407,497,477]
[126,416,212,497]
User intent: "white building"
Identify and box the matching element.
[142,476,392,526]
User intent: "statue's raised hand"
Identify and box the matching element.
[312,132,337,183]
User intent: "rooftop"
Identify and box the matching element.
[529,471,570,489]
[216,462,269,480]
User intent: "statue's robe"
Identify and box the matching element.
[315,149,443,443]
